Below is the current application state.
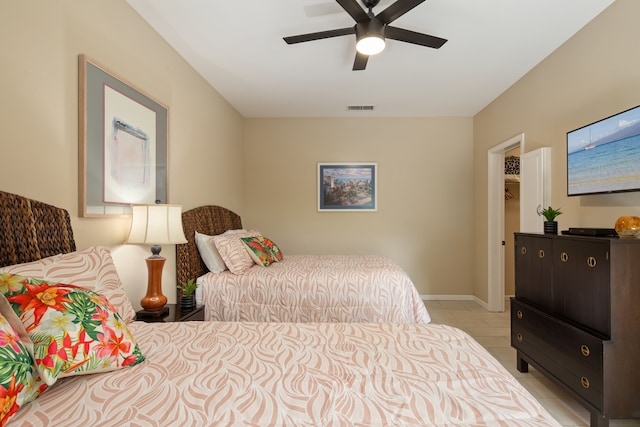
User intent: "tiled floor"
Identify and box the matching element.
[424,299,640,427]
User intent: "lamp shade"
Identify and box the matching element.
[126,204,187,245]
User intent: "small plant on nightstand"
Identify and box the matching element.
[178,279,197,311]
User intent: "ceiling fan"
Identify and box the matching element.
[283,0,448,71]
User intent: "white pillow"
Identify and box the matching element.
[222,229,247,235]
[195,231,227,273]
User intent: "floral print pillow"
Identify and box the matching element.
[258,237,284,261]
[0,297,47,426]
[0,273,145,386]
[241,237,275,267]
[0,246,137,324]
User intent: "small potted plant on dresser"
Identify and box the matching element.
[540,206,562,234]
[178,279,197,311]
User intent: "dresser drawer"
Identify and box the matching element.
[511,299,604,409]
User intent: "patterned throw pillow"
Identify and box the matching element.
[0,297,47,427]
[212,230,261,274]
[259,237,284,261]
[0,273,145,386]
[240,237,275,267]
[0,246,136,324]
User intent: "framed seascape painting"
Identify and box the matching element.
[318,163,377,212]
[78,55,168,217]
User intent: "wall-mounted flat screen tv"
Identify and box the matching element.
[567,105,640,196]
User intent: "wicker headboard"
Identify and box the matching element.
[0,190,76,267]
[176,205,242,288]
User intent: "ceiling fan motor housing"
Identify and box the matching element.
[356,17,386,39]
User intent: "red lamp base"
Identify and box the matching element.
[141,256,167,311]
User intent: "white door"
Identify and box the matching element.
[520,148,551,232]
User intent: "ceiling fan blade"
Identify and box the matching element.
[336,0,369,22]
[284,27,355,44]
[385,26,447,49]
[377,0,426,24]
[353,52,369,70]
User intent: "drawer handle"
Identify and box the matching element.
[581,345,590,357]
[517,310,523,319]
[581,377,590,389]
[538,249,545,259]
[560,252,569,262]
[516,333,523,343]
[521,246,527,255]
[587,256,597,268]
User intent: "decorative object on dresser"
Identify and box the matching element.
[538,205,562,234]
[614,215,640,238]
[126,204,187,316]
[511,232,640,427]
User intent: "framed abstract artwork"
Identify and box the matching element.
[78,55,168,217]
[318,162,377,212]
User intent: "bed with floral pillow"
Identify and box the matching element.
[0,249,145,426]
[0,246,559,427]
[0,190,561,426]
[178,205,430,323]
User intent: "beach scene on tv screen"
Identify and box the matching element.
[567,106,640,195]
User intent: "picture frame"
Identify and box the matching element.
[318,162,377,212]
[78,55,168,217]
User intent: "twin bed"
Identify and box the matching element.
[177,205,430,323]
[0,190,560,426]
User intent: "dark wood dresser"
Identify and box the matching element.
[511,233,640,427]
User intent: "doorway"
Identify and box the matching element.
[487,134,524,312]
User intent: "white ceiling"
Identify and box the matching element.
[127,0,614,118]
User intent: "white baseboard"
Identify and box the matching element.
[421,294,474,301]
[420,294,490,310]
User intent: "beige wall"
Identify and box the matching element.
[0,1,244,308]
[473,0,640,302]
[243,118,475,297]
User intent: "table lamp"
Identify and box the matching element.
[126,204,187,316]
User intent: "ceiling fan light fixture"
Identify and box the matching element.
[356,35,385,55]
[355,18,386,56]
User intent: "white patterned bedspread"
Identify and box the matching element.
[197,254,431,323]
[11,321,559,426]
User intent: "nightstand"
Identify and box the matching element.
[135,304,205,322]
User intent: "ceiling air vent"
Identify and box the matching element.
[347,105,375,111]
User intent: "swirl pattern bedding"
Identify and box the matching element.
[0,193,558,426]
[11,321,560,426]
[197,254,431,323]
